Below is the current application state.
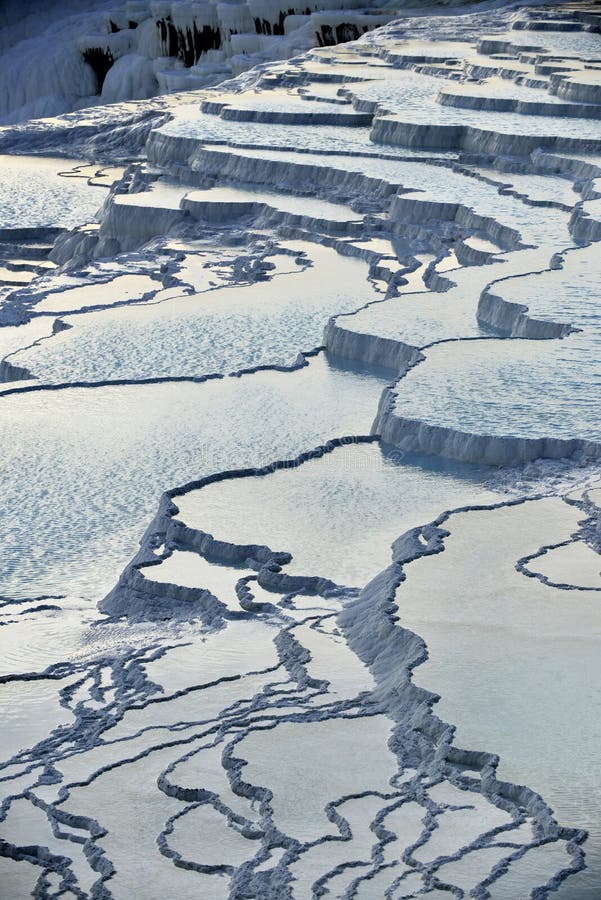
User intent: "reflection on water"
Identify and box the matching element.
[0,155,108,229]
[395,498,601,900]
[176,444,497,587]
[0,354,389,599]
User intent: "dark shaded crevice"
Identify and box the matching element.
[255,17,272,36]
[316,23,367,47]
[156,18,221,66]
[82,47,114,94]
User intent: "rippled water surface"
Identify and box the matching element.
[0,156,108,229]
[0,355,390,599]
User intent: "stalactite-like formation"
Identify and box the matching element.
[82,47,115,93]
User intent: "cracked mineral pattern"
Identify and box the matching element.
[0,1,601,899]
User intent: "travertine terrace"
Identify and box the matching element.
[0,2,600,898]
